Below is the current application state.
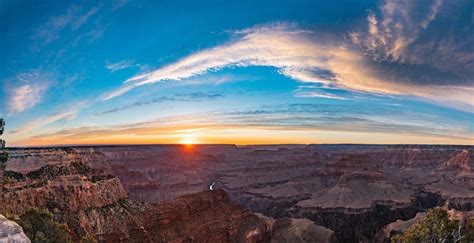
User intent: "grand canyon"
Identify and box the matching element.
[1,144,473,242]
[2,0,473,242]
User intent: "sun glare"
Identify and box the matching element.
[180,135,198,145]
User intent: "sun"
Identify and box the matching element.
[180,134,198,146]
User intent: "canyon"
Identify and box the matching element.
[4,144,473,242]
[2,147,333,242]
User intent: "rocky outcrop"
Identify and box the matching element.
[3,162,127,216]
[3,161,143,240]
[374,212,426,241]
[256,214,334,243]
[0,214,30,243]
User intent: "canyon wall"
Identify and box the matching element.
[6,144,473,242]
[3,156,332,242]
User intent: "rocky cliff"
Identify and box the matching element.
[4,160,329,242]
[4,162,126,216]
[3,161,142,240]
[118,189,270,243]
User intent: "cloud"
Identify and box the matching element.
[105,22,472,111]
[17,103,473,146]
[183,91,224,99]
[105,23,396,99]
[123,24,339,86]
[357,0,444,61]
[33,4,101,44]
[293,92,345,100]
[10,102,86,135]
[72,25,105,45]
[71,5,100,30]
[102,84,138,100]
[9,85,44,113]
[105,60,136,72]
[99,92,223,115]
[293,86,349,100]
[112,0,129,11]
[352,0,473,86]
[7,71,50,114]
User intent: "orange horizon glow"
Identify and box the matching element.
[7,125,474,147]
[180,134,199,145]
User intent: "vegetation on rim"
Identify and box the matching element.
[391,208,474,243]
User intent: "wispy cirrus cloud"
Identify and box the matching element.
[105,60,136,72]
[104,19,473,111]
[99,92,223,115]
[102,84,137,100]
[293,86,349,100]
[33,4,102,44]
[104,23,396,99]
[6,71,50,114]
[10,102,87,135]
[9,84,45,113]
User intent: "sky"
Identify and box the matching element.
[1,0,473,146]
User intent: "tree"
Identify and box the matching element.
[80,235,98,243]
[391,208,462,243]
[460,218,474,243]
[19,208,72,243]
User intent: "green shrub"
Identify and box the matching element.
[80,235,97,243]
[18,208,72,243]
[391,207,473,243]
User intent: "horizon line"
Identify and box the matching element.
[6,142,474,149]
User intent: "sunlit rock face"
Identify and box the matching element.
[0,214,30,243]
[3,161,128,216]
[6,144,474,242]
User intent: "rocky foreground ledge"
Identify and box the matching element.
[0,215,30,243]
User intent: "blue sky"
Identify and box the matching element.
[1,0,473,146]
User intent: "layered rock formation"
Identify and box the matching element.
[3,161,143,240]
[121,189,271,243]
[6,144,473,242]
[4,162,126,216]
[5,160,324,242]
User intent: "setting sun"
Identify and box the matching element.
[180,134,198,145]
